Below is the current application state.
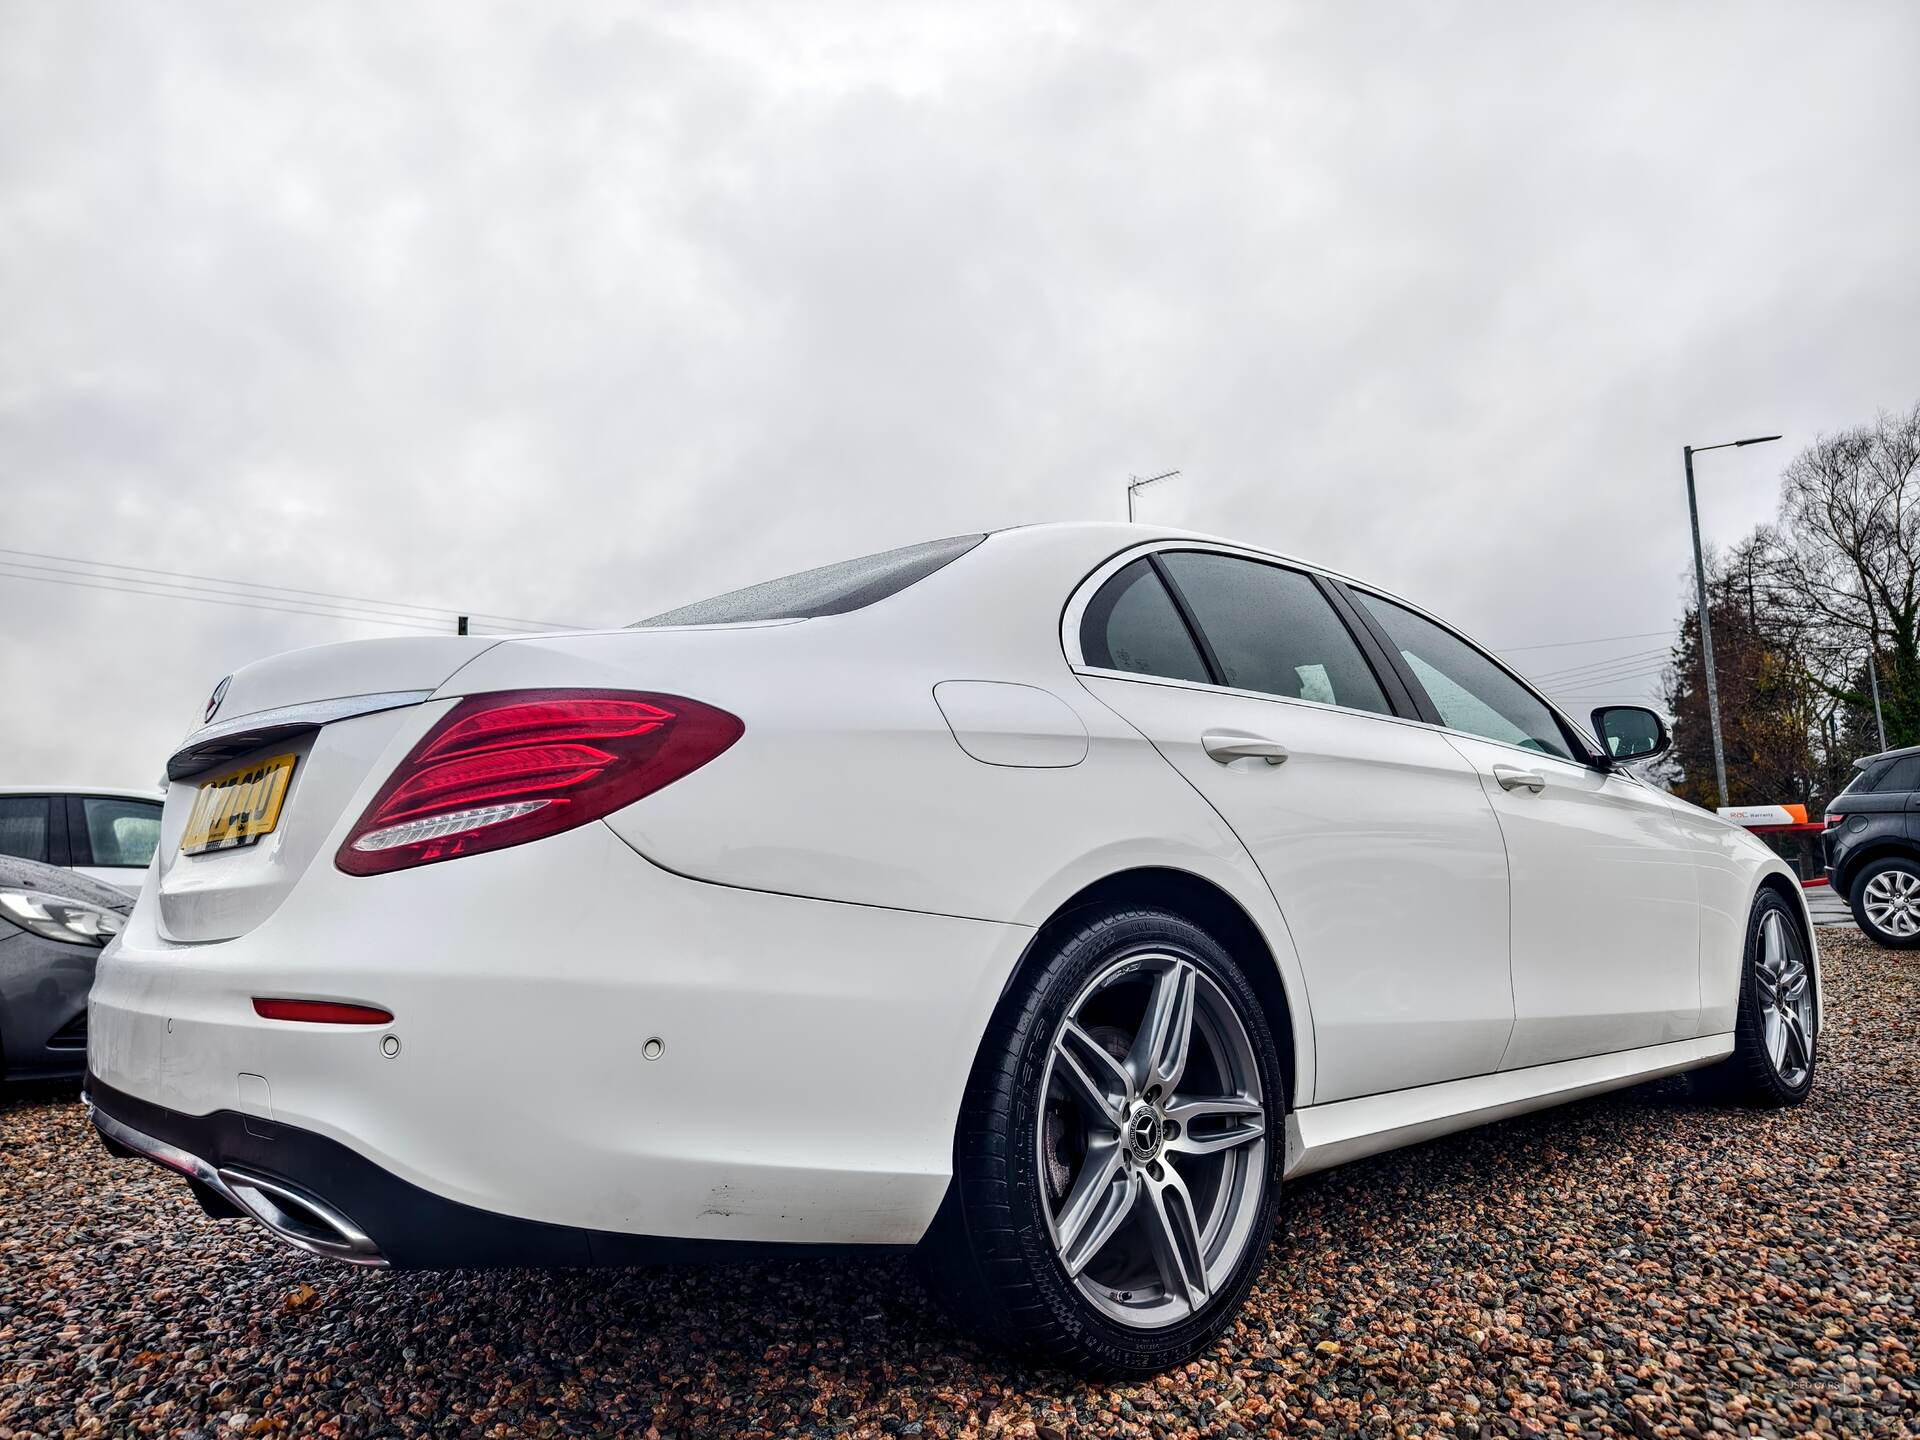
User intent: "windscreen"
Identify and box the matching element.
[634,533,986,627]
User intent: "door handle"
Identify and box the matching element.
[1493,764,1546,793]
[1202,731,1289,766]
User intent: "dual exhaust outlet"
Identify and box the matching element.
[89,1101,386,1267]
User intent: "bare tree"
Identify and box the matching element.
[1763,402,1920,749]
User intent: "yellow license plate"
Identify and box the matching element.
[179,753,298,856]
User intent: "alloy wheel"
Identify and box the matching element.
[1754,908,1817,1087]
[1035,952,1268,1330]
[1861,866,1920,938]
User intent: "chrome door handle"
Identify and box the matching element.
[1202,731,1289,766]
[1493,764,1546,793]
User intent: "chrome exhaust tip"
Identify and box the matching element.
[90,1102,388,1268]
[215,1167,387,1266]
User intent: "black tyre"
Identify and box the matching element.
[1848,855,1920,949]
[1692,888,1818,1107]
[921,906,1285,1377]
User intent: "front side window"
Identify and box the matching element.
[1079,559,1211,683]
[0,797,50,864]
[1158,552,1391,714]
[1355,592,1574,760]
[81,797,162,868]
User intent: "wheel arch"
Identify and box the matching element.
[1012,866,1302,1111]
[1832,837,1920,898]
[1752,868,1824,1032]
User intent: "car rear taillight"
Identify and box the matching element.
[336,689,743,876]
[1825,812,1844,828]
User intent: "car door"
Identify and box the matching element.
[1071,549,1515,1105]
[66,795,163,895]
[0,794,63,868]
[1343,588,1701,1070]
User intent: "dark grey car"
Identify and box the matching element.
[0,854,131,1080]
[1822,745,1920,948]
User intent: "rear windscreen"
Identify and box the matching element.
[634,533,986,627]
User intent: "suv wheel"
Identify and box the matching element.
[922,906,1285,1377]
[1850,855,1920,948]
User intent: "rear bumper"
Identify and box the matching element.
[87,1074,891,1268]
[89,821,1029,1251]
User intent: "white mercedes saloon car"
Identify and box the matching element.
[86,523,1820,1376]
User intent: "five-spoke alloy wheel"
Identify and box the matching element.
[1694,888,1818,1107]
[924,906,1285,1376]
[1753,906,1817,1087]
[1038,953,1267,1330]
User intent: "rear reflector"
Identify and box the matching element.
[337,689,744,876]
[254,998,394,1025]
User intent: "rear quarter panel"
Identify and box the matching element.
[434,529,1324,1101]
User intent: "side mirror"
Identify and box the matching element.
[1591,705,1670,763]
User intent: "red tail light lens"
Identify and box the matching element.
[337,689,743,876]
[254,998,394,1025]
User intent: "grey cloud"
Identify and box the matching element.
[1,0,1916,784]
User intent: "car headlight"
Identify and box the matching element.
[0,888,126,946]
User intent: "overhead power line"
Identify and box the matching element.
[1495,628,1676,655]
[1520,646,1673,685]
[0,562,588,636]
[1539,661,1671,692]
[0,565,462,632]
[0,545,584,632]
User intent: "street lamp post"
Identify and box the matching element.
[1126,469,1180,522]
[1683,434,1782,809]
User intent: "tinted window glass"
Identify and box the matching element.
[1869,755,1920,794]
[82,797,162,868]
[0,797,50,864]
[1356,592,1573,760]
[636,533,986,626]
[1159,552,1390,713]
[1079,559,1211,683]
[1841,762,1884,796]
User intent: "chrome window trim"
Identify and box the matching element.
[167,690,434,781]
[1062,540,1617,769]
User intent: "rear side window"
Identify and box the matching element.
[1866,756,1920,793]
[636,533,986,626]
[1158,552,1391,713]
[1355,592,1573,760]
[0,797,50,864]
[80,797,162,868]
[1079,559,1211,683]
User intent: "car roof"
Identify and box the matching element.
[1854,746,1920,769]
[0,786,163,801]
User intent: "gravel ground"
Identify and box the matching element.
[3,928,1915,1439]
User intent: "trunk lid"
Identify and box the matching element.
[154,636,506,942]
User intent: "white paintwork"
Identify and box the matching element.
[1438,733,1703,1069]
[1079,673,1514,1103]
[73,864,146,896]
[932,680,1090,767]
[1285,1033,1735,1178]
[89,521,1813,1253]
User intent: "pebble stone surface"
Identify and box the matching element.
[2,928,1914,1438]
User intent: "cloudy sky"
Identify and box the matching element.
[3,2,1916,788]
